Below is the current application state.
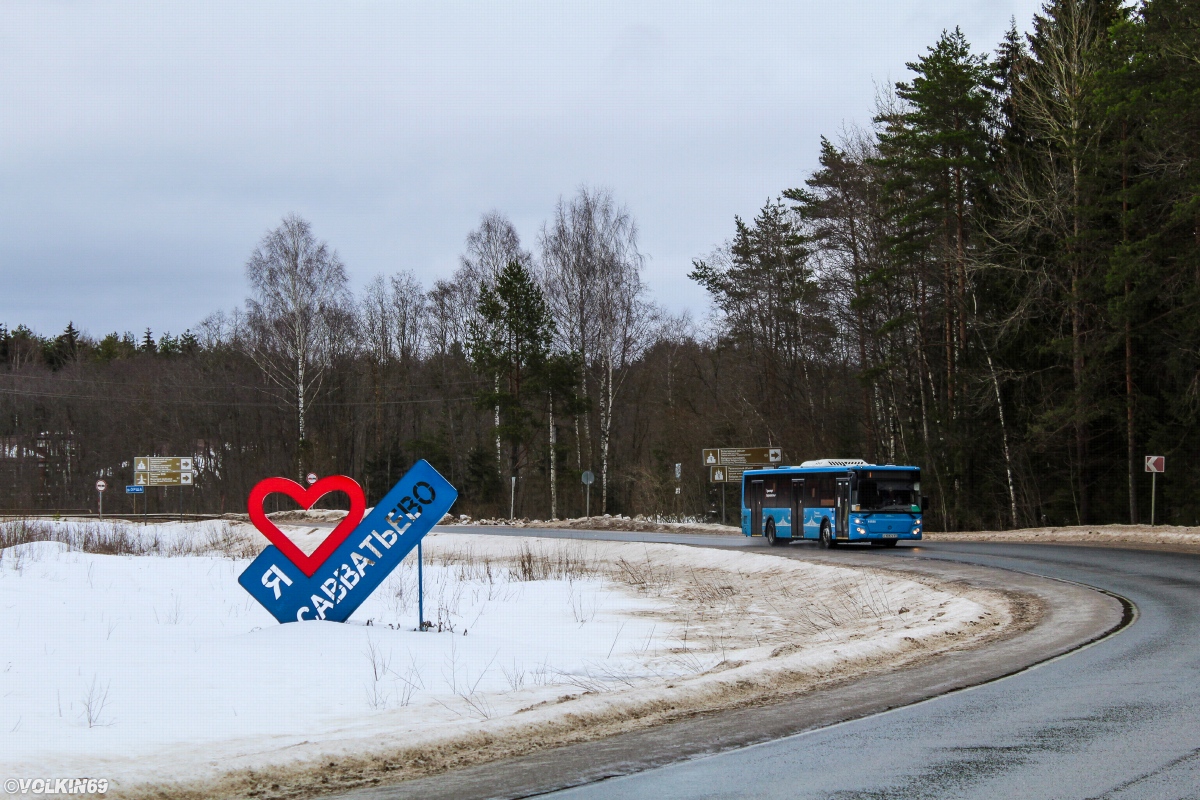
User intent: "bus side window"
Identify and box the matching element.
[766,478,789,509]
[818,476,836,507]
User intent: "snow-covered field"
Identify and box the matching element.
[0,519,1013,798]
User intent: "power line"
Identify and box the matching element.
[0,386,478,408]
[0,371,489,392]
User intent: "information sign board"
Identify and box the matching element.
[710,465,749,483]
[702,447,782,466]
[134,456,194,486]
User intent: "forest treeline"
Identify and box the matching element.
[3,0,1199,529]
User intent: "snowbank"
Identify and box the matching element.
[444,514,742,536]
[0,521,1015,798]
[928,523,1200,549]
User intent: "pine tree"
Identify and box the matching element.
[467,260,555,516]
[179,329,199,356]
[873,27,999,528]
[993,0,1127,524]
[158,332,179,357]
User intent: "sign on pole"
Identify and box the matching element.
[306,472,318,486]
[125,485,144,494]
[702,447,782,467]
[95,480,107,492]
[581,470,594,518]
[134,456,194,487]
[1146,456,1165,527]
[710,465,749,484]
[238,462,457,624]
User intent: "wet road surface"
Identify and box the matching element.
[530,538,1200,800]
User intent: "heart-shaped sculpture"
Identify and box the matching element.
[247,475,367,578]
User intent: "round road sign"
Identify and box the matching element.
[95,480,107,492]
[581,470,594,485]
[306,472,318,485]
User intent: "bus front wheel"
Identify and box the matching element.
[819,521,837,549]
[765,519,784,547]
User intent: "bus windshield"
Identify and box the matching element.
[855,475,920,512]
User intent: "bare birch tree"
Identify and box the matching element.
[244,214,350,478]
[541,187,655,512]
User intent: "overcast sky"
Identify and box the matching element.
[1,1,1047,339]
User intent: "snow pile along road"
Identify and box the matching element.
[0,520,1019,799]
[444,514,742,536]
[928,523,1200,551]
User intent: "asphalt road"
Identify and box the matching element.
[331,529,1197,800]
[538,538,1199,800]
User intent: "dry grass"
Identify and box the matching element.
[0,519,258,559]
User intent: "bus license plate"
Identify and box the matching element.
[883,533,898,538]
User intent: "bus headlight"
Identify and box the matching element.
[912,526,921,535]
[855,526,866,535]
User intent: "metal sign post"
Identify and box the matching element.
[134,456,194,521]
[581,470,594,517]
[1146,456,1165,526]
[96,480,107,519]
[510,476,517,520]
[417,539,425,631]
[126,485,144,520]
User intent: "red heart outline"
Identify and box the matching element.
[247,475,367,578]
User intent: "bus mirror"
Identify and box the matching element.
[921,496,930,512]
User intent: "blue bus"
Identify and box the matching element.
[742,459,927,547]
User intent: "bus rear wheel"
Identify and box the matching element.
[765,519,784,546]
[819,521,837,549]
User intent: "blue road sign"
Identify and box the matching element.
[238,460,456,624]
[125,485,145,494]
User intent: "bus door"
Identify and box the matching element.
[749,480,764,536]
[790,479,805,538]
[835,477,851,538]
